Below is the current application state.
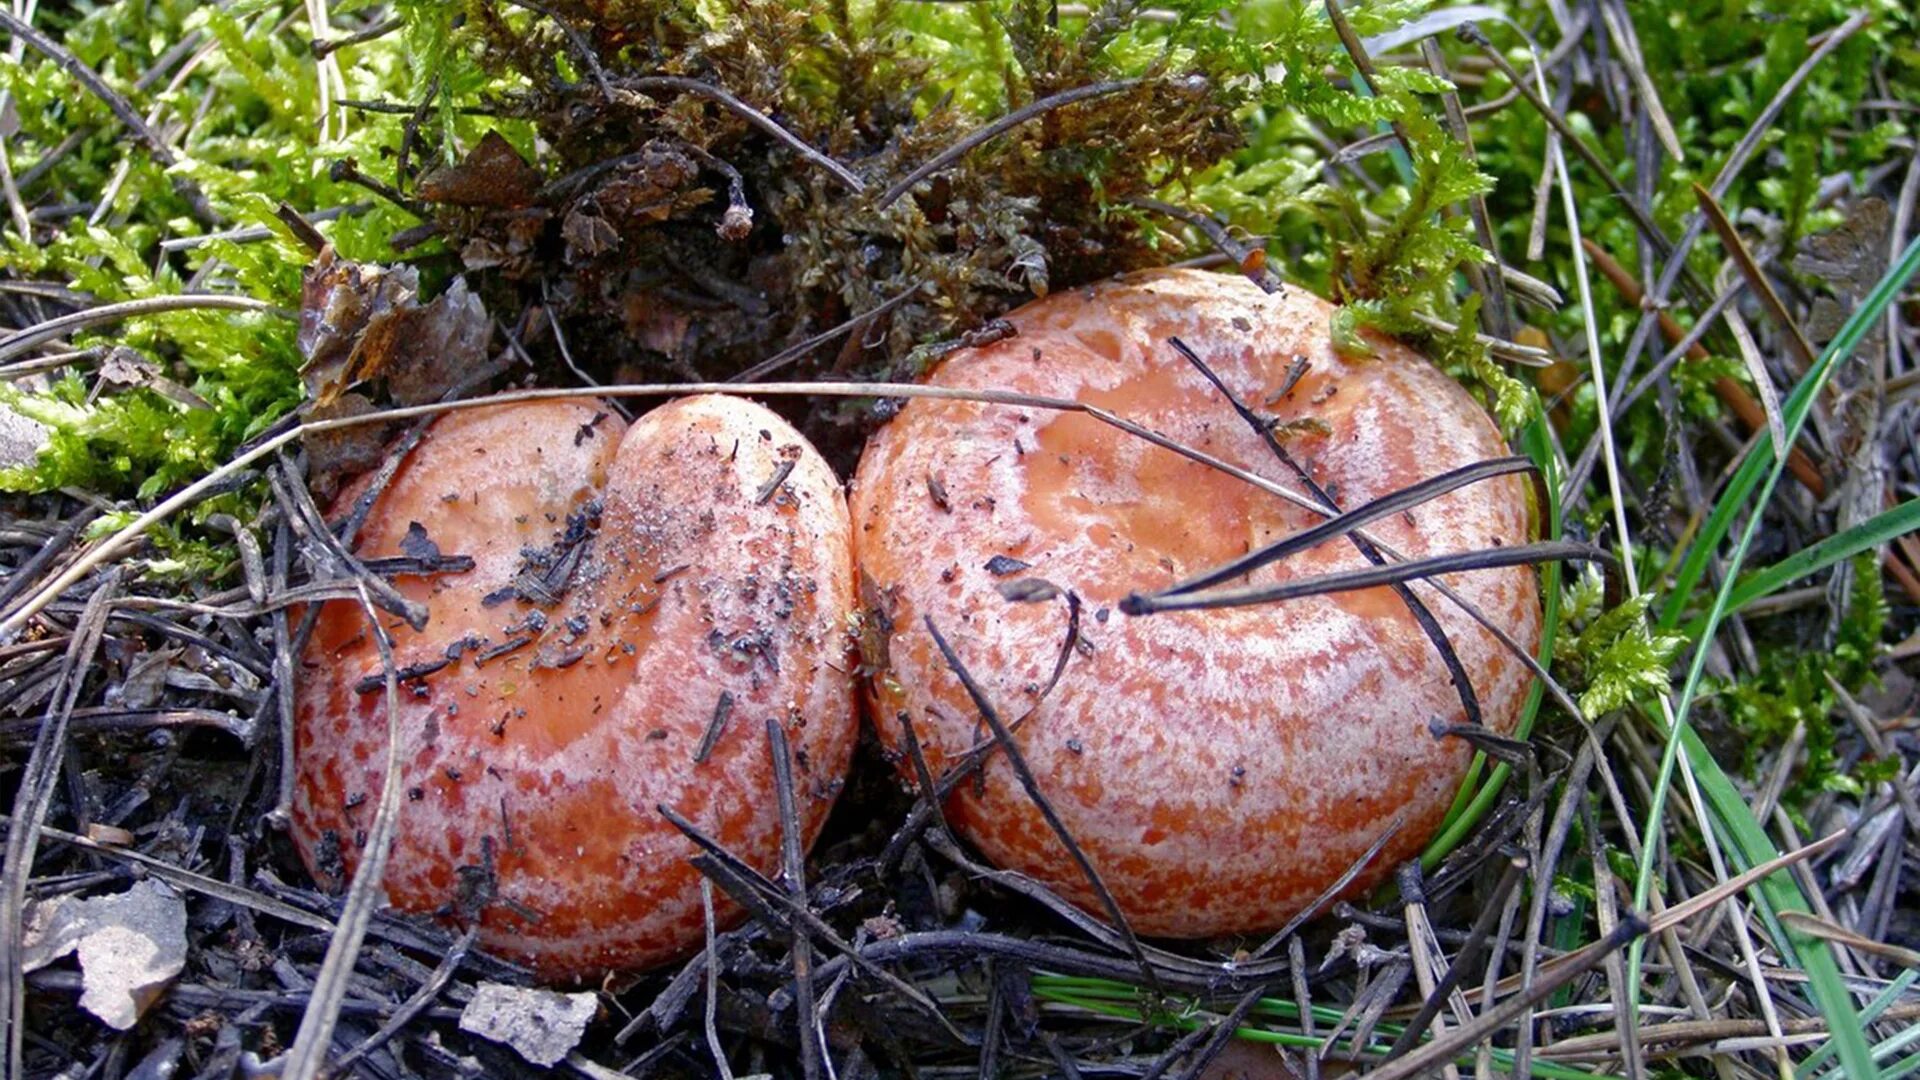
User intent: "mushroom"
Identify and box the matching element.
[850,269,1540,938]
[292,396,858,979]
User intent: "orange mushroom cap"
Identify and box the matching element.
[293,396,858,980]
[850,269,1540,938]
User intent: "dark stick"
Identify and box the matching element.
[879,710,952,879]
[1125,197,1283,294]
[1039,1030,1087,1080]
[393,74,440,199]
[1157,456,1538,597]
[767,718,825,1080]
[312,15,403,58]
[978,958,1008,1080]
[332,926,478,1069]
[754,459,798,505]
[693,691,736,765]
[1292,935,1319,1080]
[730,287,920,383]
[1123,540,1616,615]
[328,157,430,219]
[922,617,1163,997]
[1377,853,1528,1064]
[1164,337,1486,731]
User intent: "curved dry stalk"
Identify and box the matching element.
[277,583,407,1080]
[615,75,865,193]
[876,79,1145,210]
[1120,541,1614,615]
[0,371,1579,733]
[0,294,281,366]
[0,8,218,225]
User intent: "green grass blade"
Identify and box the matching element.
[1825,1021,1920,1080]
[1631,233,1920,1080]
[1027,978,1620,1080]
[1679,496,1920,640]
[1425,398,1565,865]
[1796,970,1920,1079]
[1884,1053,1920,1080]
[1656,418,1775,630]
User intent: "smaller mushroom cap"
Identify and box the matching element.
[293,396,858,979]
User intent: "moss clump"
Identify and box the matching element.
[421,1,1253,383]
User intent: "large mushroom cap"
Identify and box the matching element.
[293,395,858,979]
[850,269,1540,938]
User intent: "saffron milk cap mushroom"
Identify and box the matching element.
[849,269,1540,938]
[292,395,858,980]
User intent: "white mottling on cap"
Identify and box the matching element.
[851,269,1541,938]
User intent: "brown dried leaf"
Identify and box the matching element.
[298,249,493,409]
[301,392,395,502]
[374,277,493,407]
[99,346,210,411]
[561,208,622,263]
[418,130,543,209]
[298,246,420,407]
[1795,197,1891,343]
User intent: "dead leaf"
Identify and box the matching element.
[375,276,493,407]
[1795,197,1891,345]
[106,645,179,710]
[298,250,492,409]
[561,208,622,263]
[97,347,210,411]
[620,293,697,360]
[298,246,422,407]
[302,392,394,502]
[418,131,543,209]
[23,878,189,1030]
[97,346,161,387]
[457,982,598,1067]
[0,402,49,472]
